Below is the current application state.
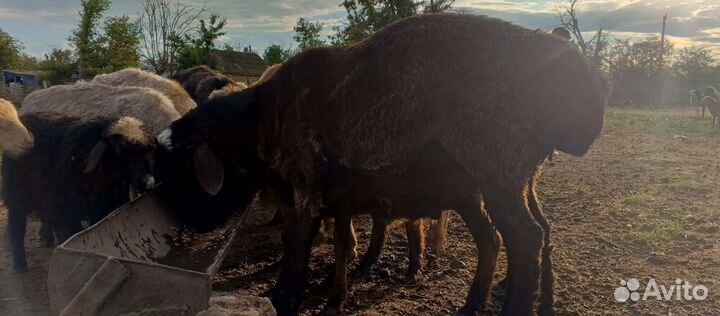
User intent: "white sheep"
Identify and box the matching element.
[0,98,34,158]
[92,68,197,115]
[20,82,180,135]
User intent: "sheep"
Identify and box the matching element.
[92,68,197,115]
[3,113,156,271]
[207,81,247,101]
[690,89,705,117]
[702,96,720,129]
[252,64,282,86]
[0,98,33,158]
[354,210,450,280]
[170,66,245,103]
[156,14,608,316]
[20,82,180,135]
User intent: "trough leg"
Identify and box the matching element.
[272,213,321,315]
[527,178,555,316]
[405,219,424,281]
[455,198,500,315]
[352,216,388,279]
[323,213,352,315]
[8,209,28,271]
[485,185,543,316]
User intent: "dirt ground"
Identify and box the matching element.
[2,107,720,315]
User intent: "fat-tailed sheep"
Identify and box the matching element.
[92,68,197,115]
[171,66,245,103]
[3,113,156,271]
[157,14,608,315]
[20,82,180,135]
[252,64,282,86]
[0,98,33,158]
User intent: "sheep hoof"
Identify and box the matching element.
[539,304,555,316]
[321,305,347,316]
[453,305,478,316]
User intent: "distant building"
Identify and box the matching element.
[2,70,41,86]
[210,50,268,85]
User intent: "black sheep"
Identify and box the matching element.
[157,14,608,316]
[3,113,156,271]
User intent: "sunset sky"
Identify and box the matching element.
[1,0,719,58]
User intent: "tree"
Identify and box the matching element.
[70,0,111,77]
[606,37,675,105]
[0,28,23,69]
[555,0,609,66]
[328,0,454,46]
[673,46,715,89]
[176,14,227,70]
[139,0,206,74]
[38,49,76,83]
[293,18,326,50]
[263,44,292,65]
[97,16,142,71]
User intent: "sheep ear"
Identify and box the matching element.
[193,141,224,195]
[84,140,107,173]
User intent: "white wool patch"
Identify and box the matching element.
[108,116,150,145]
[157,128,174,150]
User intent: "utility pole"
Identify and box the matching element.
[660,13,667,67]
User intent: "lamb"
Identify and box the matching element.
[92,68,197,115]
[354,211,450,280]
[3,113,156,271]
[20,82,180,135]
[702,96,720,129]
[157,14,608,316]
[170,66,246,103]
[690,89,704,117]
[0,98,33,158]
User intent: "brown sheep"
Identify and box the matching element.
[702,96,720,128]
[92,68,197,115]
[157,14,608,315]
[171,66,245,103]
[0,98,33,158]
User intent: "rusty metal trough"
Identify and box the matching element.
[47,186,245,316]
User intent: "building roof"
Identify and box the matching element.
[2,70,39,77]
[210,50,267,77]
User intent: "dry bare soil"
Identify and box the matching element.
[2,107,720,316]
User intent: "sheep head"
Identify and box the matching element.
[85,116,157,194]
[0,99,34,158]
[156,87,261,196]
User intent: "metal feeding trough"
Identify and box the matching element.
[47,185,247,316]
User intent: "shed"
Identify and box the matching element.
[210,50,267,85]
[3,70,40,86]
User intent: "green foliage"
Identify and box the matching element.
[607,36,676,105]
[176,14,227,70]
[329,0,454,46]
[293,18,326,50]
[70,0,111,77]
[262,44,292,65]
[38,49,76,83]
[97,16,142,72]
[0,28,25,69]
[673,46,715,89]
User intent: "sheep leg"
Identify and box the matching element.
[272,213,321,315]
[485,186,543,316]
[527,179,555,316]
[40,221,55,247]
[352,216,388,279]
[454,199,500,315]
[8,209,28,271]
[405,218,424,281]
[323,213,352,315]
[429,211,450,256]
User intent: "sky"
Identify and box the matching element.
[1,0,720,59]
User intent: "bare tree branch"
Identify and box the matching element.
[138,0,205,74]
